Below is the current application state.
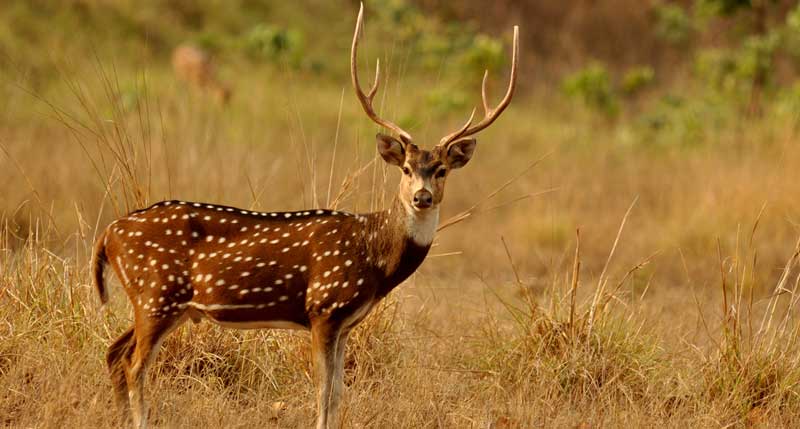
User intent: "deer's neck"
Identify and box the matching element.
[363,196,438,296]
[396,196,439,247]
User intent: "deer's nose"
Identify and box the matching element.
[412,190,433,209]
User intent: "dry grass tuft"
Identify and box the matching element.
[480,209,664,415]
[699,229,800,422]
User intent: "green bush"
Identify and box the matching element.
[775,81,800,119]
[459,34,504,81]
[782,4,800,61]
[636,92,740,147]
[653,3,693,45]
[696,0,753,17]
[693,30,780,95]
[241,24,305,68]
[736,32,780,84]
[562,62,619,116]
[194,32,226,54]
[621,66,655,96]
[693,48,739,91]
[425,87,468,114]
[638,95,703,146]
[371,0,426,41]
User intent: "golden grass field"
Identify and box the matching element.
[3,1,800,427]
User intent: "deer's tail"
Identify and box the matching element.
[92,229,109,305]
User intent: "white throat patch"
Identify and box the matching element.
[401,201,439,246]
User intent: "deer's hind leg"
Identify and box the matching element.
[126,309,189,429]
[107,327,136,420]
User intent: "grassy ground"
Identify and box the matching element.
[3,1,800,428]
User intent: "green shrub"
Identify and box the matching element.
[653,3,693,45]
[693,30,780,95]
[459,34,504,81]
[241,24,304,68]
[736,32,780,84]
[693,48,739,91]
[775,81,800,119]
[621,66,655,96]
[562,62,619,117]
[371,0,426,41]
[785,4,800,60]
[696,0,753,17]
[636,92,740,147]
[425,87,468,114]
[637,95,702,146]
[193,32,226,54]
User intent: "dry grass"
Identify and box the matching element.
[3,8,800,427]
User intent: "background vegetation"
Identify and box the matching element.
[2,0,800,427]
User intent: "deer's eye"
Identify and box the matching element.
[402,166,411,176]
[435,168,447,179]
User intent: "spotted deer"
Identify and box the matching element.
[93,4,518,428]
[171,43,232,104]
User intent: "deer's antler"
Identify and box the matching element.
[438,26,519,148]
[351,3,413,144]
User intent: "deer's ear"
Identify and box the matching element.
[376,134,406,167]
[445,138,476,169]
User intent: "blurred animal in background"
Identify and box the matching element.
[171,43,232,105]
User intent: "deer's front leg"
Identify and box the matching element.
[311,320,348,429]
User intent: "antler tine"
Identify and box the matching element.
[438,108,475,145]
[367,59,380,100]
[351,3,413,144]
[439,25,519,147]
[481,70,490,115]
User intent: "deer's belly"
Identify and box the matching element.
[185,301,309,330]
[209,319,306,330]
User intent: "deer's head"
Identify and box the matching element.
[351,3,519,214]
